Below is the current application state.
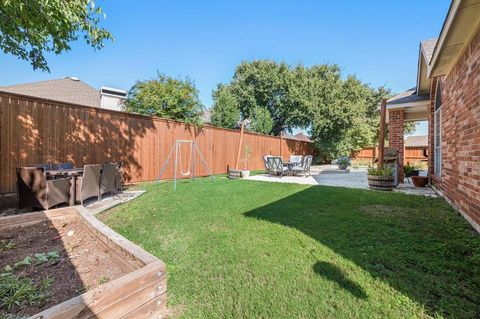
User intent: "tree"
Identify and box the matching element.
[250,106,273,134]
[0,0,113,71]
[219,60,293,135]
[213,60,393,161]
[211,85,240,129]
[124,73,204,125]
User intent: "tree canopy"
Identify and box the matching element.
[0,0,113,71]
[124,73,204,125]
[211,60,390,160]
[211,85,240,129]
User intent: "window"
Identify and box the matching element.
[434,81,442,176]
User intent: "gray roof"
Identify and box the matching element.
[405,135,428,148]
[0,77,101,107]
[387,87,429,106]
[294,132,312,142]
[281,132,312,142]
[421,38,438,64]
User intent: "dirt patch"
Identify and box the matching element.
[0,216,128,318]
[359,204,411,217]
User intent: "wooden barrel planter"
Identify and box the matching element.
[228,169,242,179]
[367,175,395,191]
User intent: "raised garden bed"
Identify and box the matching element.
[0,206,167,319]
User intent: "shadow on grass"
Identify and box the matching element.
[244,186,480,319]
[313,261,367,299]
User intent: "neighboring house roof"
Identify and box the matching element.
[281,132,312,142]
[294,132,312,142]
[0,77,101,107]
[405,135,428,148]
[387,87,430,106]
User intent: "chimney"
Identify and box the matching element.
[100,86,127,111]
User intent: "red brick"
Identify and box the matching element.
[429,27,480,230]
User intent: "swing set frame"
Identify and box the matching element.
[157,140,214,190]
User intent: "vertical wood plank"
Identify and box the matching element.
[0,93,313,192]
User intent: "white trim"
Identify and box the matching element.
[428,0,461,77]
[416,44,423,93]
[101,92,127,100]
[100,86,127,95]
[434,107,442,176]
[386,100,430,110]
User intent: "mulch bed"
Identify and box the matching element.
[0,216,128,317]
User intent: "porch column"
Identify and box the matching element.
[388,109,405,182]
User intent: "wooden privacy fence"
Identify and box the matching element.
[0,92,314,194]
[352,146,428,162]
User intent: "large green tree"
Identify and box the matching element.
[124,73,204,125]
[0,0,112,71]
[212,60,293,135]
[211,85,240,129]
[212,60,390,160]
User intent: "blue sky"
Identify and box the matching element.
[1,1,451,135]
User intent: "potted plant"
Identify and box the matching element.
[404,162,419,178]
[336,156,351,170]
[367,166,395,191]
[241,145,252,178]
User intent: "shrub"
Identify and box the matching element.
[404,162,414,176]
[367,166,394,177]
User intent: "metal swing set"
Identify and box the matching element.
[157,140,214,190]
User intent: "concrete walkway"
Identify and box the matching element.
[246,165,369,189]
[245,165,438,197]
[84,190,146,215]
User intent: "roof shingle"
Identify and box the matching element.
[0,77,101,107]
[405,135,428,148]
[421,38,438,65]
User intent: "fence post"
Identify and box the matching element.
[234,121,245,170]
[378,99,387,169]
[280,134,283,158]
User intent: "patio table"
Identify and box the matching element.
[46,168,84,206]
[282,161,297,175]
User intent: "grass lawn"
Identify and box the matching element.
[99,177,480,319]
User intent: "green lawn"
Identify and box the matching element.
[99,177,480,319]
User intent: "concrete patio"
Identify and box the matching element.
[245,165,438,197]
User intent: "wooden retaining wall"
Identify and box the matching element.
[0,206,167,318]
[0,91,314,193]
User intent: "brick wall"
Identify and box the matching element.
[430,27,480,231]
[388,109,405,182]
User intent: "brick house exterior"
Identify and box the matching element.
[430,27,480,230]
[386,0,480,232]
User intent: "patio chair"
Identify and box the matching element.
[16,167,70,211]
[75,164,101,205]
[266,156,289,176]
[291,155,313,177]
[100,163,117,199]
[114,162,124,193]
[52,162,74,170]
[289,155,303,167]
[263,155,272,173]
